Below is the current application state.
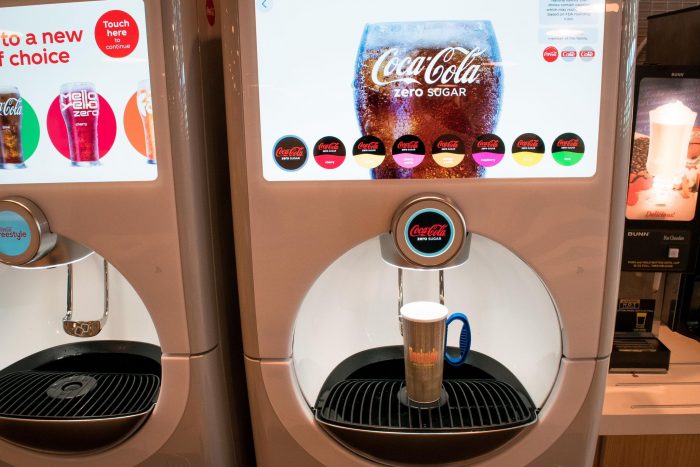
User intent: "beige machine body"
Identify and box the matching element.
[0,0,250,465]
[223,0,637,465]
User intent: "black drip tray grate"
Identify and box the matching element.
[0,371,159,420]
[316,379,536,432]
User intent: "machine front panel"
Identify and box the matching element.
[253,0,606,182]
[0,0,158,184]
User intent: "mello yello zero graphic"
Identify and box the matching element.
[60,82,100,166]
[354,21,503,179]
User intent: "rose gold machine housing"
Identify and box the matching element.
[224,0,637,465]
[0,0,251,465]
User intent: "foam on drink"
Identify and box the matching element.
[647,101,697,178]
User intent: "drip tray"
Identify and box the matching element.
[313,349,538,464]
[0,371,159,452]
[317,379,535,433]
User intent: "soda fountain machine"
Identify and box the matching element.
[0,0,250,465]
[223,0,636,465]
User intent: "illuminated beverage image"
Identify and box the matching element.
[647,101,697,204]
[354,21,503,179]
[0,86,25,169]
[60,82,100,166]
[137,80,157,164]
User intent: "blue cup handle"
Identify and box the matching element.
[444,313,471,366]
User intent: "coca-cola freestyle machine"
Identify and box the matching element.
[224,0,635,465]
[0,0,250,465]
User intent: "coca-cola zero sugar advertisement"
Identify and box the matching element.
[0,0,157,184]
[255,0,605,181]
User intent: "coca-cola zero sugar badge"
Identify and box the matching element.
[352,135,385,169]
[512,133,545,167]
[405,209,454,257]
[273,136,308,171]
[392,135,425,169]
[432,134,465,169]
[392,195,466,268]
[313,136,346,169]
[471,134,505,168]
[552,133,585,166]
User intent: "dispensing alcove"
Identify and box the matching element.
[0,249,161,453]
[293,234,562,464]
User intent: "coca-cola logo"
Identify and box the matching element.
[477,139,499,149]
[318,142,340,151]
[512,133,544,154]
[276,146,305,157]
[371,47,485,87]
[437,140,459,150]
[409,223,448,238]
[398,141,419,150]
[273,135,308,171]
[358,141,379,151]
[543,46,559,63]
[405,209,454,257]
[517,139,540,149]
[0,98,21,117]
[557,139,580,148]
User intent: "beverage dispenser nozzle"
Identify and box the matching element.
[385,194,468,338]
[62,258,109,338]
[397,267,445,336]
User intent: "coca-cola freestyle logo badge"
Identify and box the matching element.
[432,134,465,169]
[313,136,346,170]
[472,133,505,168]
[0,98,21,117]
[552,133,585,166]
[405,208,454,257]
[0,210,32,259]
[274,136,307,171]
[60,89,99,117]
[372,47,486,98]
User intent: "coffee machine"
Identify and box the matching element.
[613,65,700,371]
[0,0,250,465]
[223,0,636,465]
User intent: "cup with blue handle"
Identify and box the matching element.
[400,301,471,406]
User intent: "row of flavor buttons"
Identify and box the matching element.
[273,133,586,172]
